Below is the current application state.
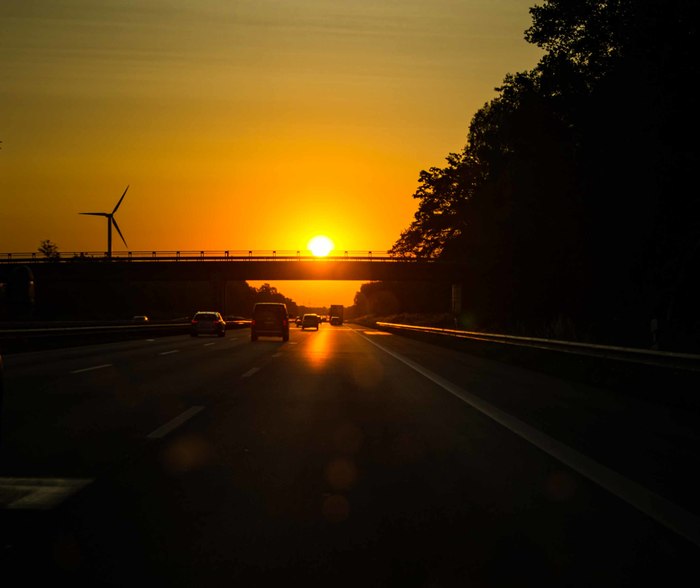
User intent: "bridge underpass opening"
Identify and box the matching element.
[246,280,365,309]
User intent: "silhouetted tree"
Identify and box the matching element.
[38,239,60,261]
[391,0,700,349]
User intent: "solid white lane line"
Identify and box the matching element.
[357,331,700,547]
[147,406,204,439]
[158,349,180,356]
[241,367,260,378]
[70,364,112,374]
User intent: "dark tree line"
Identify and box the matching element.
[26,279,299,321]
[382,0,699,349]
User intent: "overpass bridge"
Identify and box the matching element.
[0,250,467,313]
[0,250,466,282]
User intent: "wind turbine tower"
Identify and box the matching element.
[79,186,129,258]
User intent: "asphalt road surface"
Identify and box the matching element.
[1,324,698,586]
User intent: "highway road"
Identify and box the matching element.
[1,324,698,586]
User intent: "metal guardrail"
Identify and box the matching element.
[0,320,251,353]
[375,322,700,372]
[0,250,430,263]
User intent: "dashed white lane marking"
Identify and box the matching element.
[70,364,112,374]
[204,342,216,347]
[241,367,260,378]
[272,352,282,357]
[147,406,204,439]
[158,349,180,356]
[0,477,94,510]
[357,330,700,547]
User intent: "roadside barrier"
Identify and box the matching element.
[374,321,700,409]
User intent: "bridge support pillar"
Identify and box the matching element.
[451,283,462,316]
[212,279,226,315]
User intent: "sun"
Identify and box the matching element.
[308,235,334,257]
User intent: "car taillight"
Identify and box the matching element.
[283,319,288,327]
[191,320,198,324]
[251,319,256,326]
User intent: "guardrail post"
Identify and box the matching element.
[176,251,180,260]
[152,251,156,259]
[248,250,252,260]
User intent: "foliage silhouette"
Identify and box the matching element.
[386,0,699,350]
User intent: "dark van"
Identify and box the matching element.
[251,302,289,342]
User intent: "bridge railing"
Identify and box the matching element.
[0,250,431,263]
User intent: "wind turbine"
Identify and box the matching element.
[79,185,129,258]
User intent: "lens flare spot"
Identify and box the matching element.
[322,494,350,523]
[162,434,213,474]
[325,458,358,490]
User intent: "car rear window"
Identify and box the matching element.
[254,304,287,317]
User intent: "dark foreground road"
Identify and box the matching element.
[1,325,698,586]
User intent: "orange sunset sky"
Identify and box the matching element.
[1,1,541,307]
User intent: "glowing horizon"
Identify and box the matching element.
[0,1,542,306]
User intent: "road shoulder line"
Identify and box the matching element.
[356,329,700,547]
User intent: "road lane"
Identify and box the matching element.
[0,323,697,585]
[0,329,278,475]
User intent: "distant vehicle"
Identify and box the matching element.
[330,316,342,326]
[132,315,149,323]
[190,311,226,337]
[251,302,289,341]
[329,304,344,325]
[301,313,321,331]
[295,316,303,327]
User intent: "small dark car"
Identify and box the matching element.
[190,311,226,337]
[251,302,289,341]
[301,313,321,331]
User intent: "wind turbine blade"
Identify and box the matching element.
[79,212,109,216]
[112,217,128,248]
[113,185,129,214]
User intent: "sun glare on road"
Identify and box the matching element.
[308,236,334,257]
